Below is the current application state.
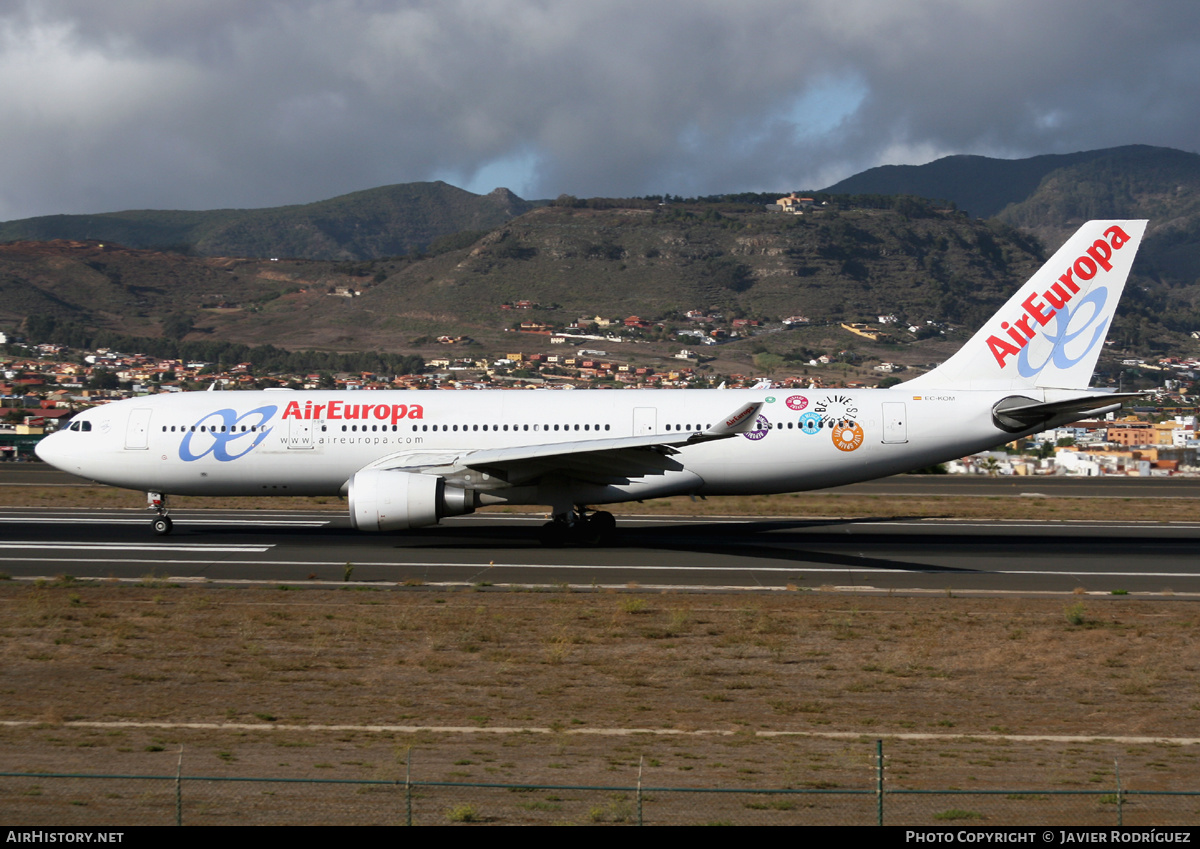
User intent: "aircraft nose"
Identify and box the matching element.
[34,430,69,469]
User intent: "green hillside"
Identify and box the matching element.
[0,202,1058,360]
[368,203,1042,332]
[994,145,1200,252]
[6,147,1200,370]
[0,183,537,261]
[822,150,1104,218]
[825,146,1200,349]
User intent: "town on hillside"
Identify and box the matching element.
[3,329,1200,477]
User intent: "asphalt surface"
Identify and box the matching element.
[0,507,1194,596]
[9,463,1200,497]
[2,464,1199,595]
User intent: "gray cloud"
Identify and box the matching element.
[1,0,1197,220]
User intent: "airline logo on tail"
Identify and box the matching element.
[985,224,1134,373]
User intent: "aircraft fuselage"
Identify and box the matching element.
[37,386,1040,505]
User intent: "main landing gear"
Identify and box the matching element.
[539,507,616,546]
[147,491,173,535]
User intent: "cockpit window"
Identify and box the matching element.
[68,421,92,432]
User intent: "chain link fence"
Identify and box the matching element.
[4,777,1198,825]
[4,742,1199,825]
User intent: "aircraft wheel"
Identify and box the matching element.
[584,511,616,545]
[539,520,568,547]
[588,511,616,533]
[152,516,173,536]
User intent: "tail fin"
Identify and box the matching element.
[905,220,1147,391]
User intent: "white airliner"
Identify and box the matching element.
[36,220,1147,541]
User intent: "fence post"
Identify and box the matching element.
[175,747,183,827]
[1115,758,1123,827]
[405,747,413,827]
[637,755,644,826]
[876,739,884,826]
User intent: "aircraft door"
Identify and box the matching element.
[881,402,908,444]
[633,407,657,435]
[124,408,152,450]
[287,416,316,450]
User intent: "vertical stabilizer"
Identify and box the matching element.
[905,220,1146,391]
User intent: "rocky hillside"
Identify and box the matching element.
[0,202,1052,356]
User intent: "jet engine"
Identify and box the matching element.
[348,469,475,531]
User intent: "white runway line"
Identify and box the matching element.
[0,541,274,553]
[3,556,1200,580]
[0,517,327,526]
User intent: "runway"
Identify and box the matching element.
[11,463,1200,497]
[0,506,1197,596]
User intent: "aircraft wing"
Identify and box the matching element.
[361,400,763,486]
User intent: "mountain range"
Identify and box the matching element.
[3,144,1199,373]
[0,183,537,262]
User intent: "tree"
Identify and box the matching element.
[753,352,784,374]
[87,370,120,390]
[161,313,195,340]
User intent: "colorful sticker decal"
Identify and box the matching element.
[786,395,809,411]
[813,393,858,425]
[742,414,770,441]
[179,405,278,462]
[765,396,776,403]
[832,420,865,452]
[798,412,822,434]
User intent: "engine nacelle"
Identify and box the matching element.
[348,469,475,531]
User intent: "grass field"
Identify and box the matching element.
[2,481,1200,824]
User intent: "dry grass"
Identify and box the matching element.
[5,480,1200,811]
[2,584,1200,794]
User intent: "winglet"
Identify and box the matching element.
[703,401,763,437]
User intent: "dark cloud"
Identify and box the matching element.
[1,0,1198,219]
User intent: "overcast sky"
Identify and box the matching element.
[2,0,1198,220]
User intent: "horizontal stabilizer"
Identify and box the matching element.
[992,392,1143,432]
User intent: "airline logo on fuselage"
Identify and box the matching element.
[179,405,277,462]
[282,400,424,425]
[985,225,1132,374]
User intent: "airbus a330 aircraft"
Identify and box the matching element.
[36,220,1147,542]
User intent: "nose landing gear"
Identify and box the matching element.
[147,492,173,535]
